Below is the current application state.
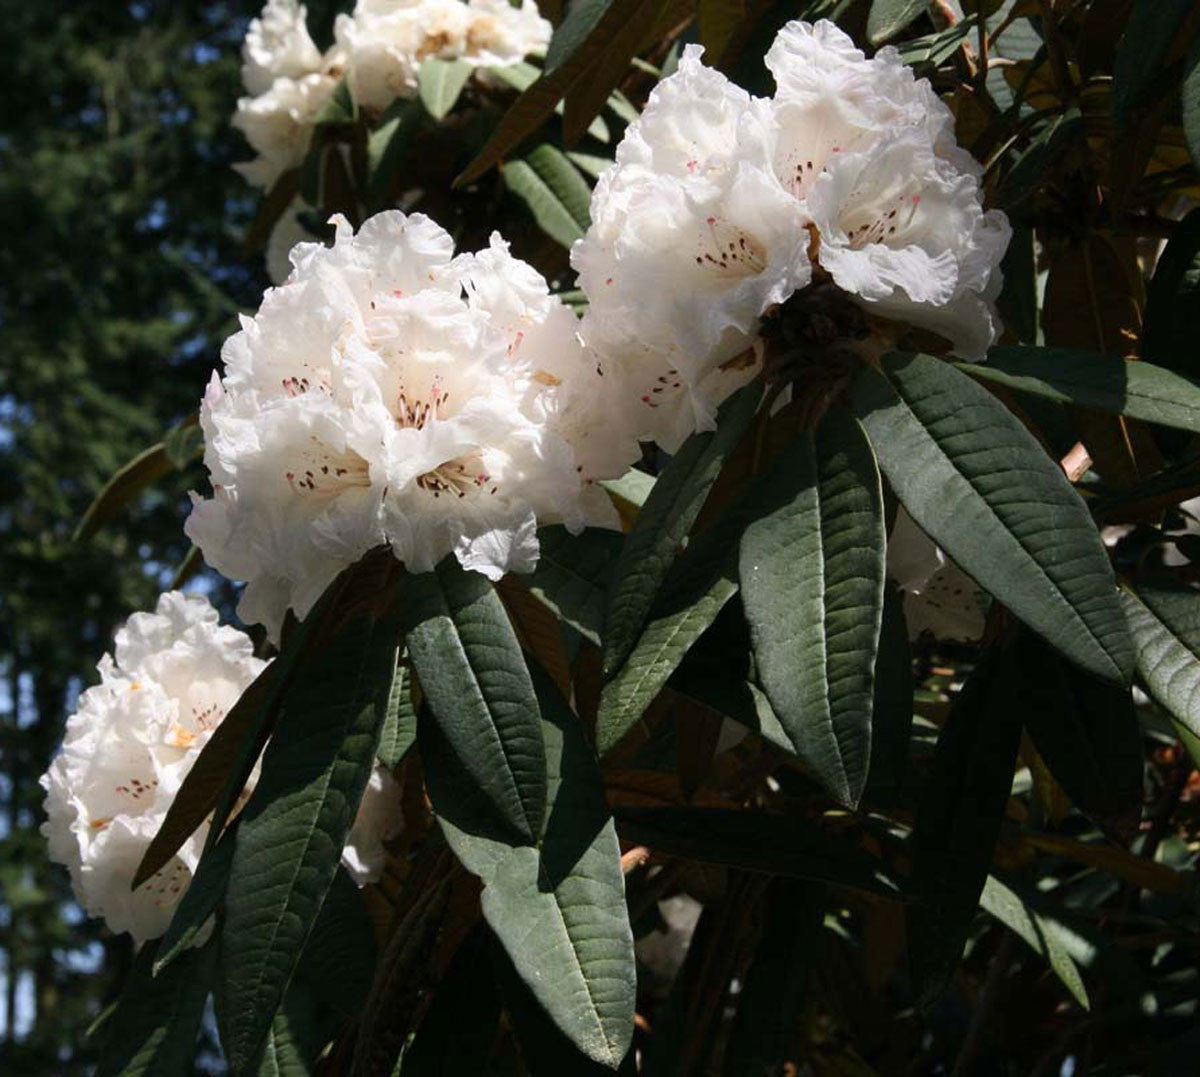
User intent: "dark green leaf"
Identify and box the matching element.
[98,937,215,1077]
[1113,0,1195,124]
[402,925,501,1075]
[378,657,416,769]
[366,99,424,211]
[961,346,1200,435]
[162,416,203,469]
[724,879,825,1076]
[864,584,913,806]
[154,830,236,975]
[528,525,624,645]
[301,868,377,1019]
[403,557,547,844]
[1121,583,1200,739]
[1144,207,1200,376]
[250,981,325,1077]
[907,646,1024,1006]
[980,874,1091,1009]
[423,661,636,1068]
[417,58,474,120]
[1185,36,1200,171]
[997,109,1083,209]
[603,380,761,679]
[740,410,886,808]
[997,225,1037,345]
[546,0,615,72]
[867,0,928,45]
[220,556,401,1070]
[854,353,1132,685]
[1015,628,1143,842]
[614,806,901,898]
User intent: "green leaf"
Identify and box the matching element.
[220,556,401,1071]
[894,21,972,69]
[505,144,592,247]
[403,557,547,844]
[1185,36,1200,171]
[154,830,236,974]
[907,646,1024,1006]
[614,806,901,897]
[603,381,761,679]
[697,0,746,64]
[996,225,1038,345]
[98,937,215,1077]
[854,353,1132,685]
[864,583,913,806]
[997,109,1084,209]
[724,879,826,1076]
[366,99,424,211]
[250,982,325,1077]
[1113,0,1195,124]
[300,867,377,1019]
[75,414,201,542]
[417,58,474,120]
[741,411,886,808]
[1015,627,1143,843]
[378,657,416,769]
[1121,583,1200,739]
[402,926,501,1075]
[980,874,1091,1009]
[867,0,928,45]
[961,346,1200,435]
[528,525,624,645]
[313,77,357,126]
[458,0,646,184]
[1144,207,1200,376]
[423,661,636,1068]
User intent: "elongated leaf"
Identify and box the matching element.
[418,58,473,120]
[961,347,1200,435]
[366,99,423,210]
[867,0,928,45]
[697,0,745,63]
[980,874,1091,1009]
[561,0,670,144]
[423,662,636,1068]
[1185,36,1200,170]
[725,879,826,1076]
[458,0,646,183]
[99,937,215,1077]
[154,829,236,974]
[528,526,623,645]
[604,381,761,678]
[403,925,501,1075]
[404,557,546,844]
[546,0,614,71]
[864,584,913,806]
[907,645,1024,1006]
[741,411,885,808]
[314,77,356,126]
[1113,0,1195,124]
[377,656,416,769]
[997,109,1083,208]
[75,414,201,541]
[220,556,401,1071]
[505,145,591,248]
[1121,583,1200,738]
[1014,627,1143,842]
[1144,207,1200,375]
[853,353,1132,685]
[251,982,324,1077]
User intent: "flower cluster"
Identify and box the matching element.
[574,20,1011,449]
[40,592,399,944]
[234,0,550,189]
[186,212,637,639]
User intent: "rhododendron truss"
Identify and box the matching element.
[39,592,400,946]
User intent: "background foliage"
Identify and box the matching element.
[9,0,1200,1074]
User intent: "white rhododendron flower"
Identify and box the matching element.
[573,45,811,450]
[335,0,551,111]
[768,22,1010,361]
[241,0,324,96]
[888,509,989,643]
[40,592,408,944]
[574,20,1009,450]
[39,592,266,945]
[342,763,404,884]
[186,211,633,639]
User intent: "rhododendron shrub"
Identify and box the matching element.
[54,2,1200,1074]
